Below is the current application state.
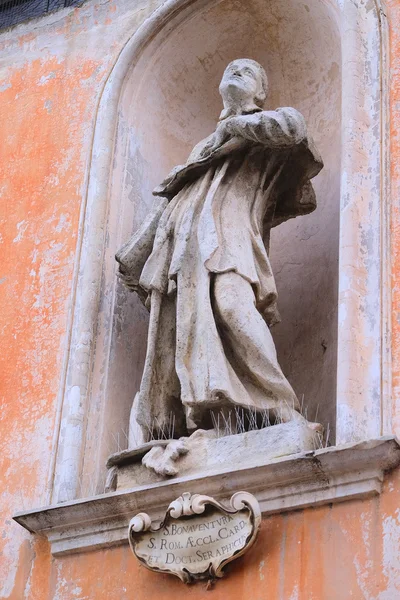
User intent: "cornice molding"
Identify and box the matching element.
[14,437,400,556]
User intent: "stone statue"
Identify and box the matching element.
[116,59,323,447]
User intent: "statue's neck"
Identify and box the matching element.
[219,102,262,121]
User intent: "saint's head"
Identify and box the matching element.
[219,59,268,119]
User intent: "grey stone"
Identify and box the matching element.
[113,421,321,490]
[116,59,323,452]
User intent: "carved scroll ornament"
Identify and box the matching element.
[128,491,261,583]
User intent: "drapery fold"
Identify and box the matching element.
[116,108,323,439]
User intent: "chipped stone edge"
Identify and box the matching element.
[13,437,400,556]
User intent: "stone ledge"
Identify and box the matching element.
[111,421,320,490]
[13,437,400,556]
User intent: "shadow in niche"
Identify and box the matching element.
[100,0,341,476]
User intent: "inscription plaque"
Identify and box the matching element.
[128,491,261,583]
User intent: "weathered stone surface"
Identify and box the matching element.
[47,0,389,511]
[116,59,323,447]
[128,491,261,583]
[13,438,400,557]
[110,421,321,491]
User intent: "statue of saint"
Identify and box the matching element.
[116,59,323,445]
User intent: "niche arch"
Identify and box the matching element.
[51,0,390,503]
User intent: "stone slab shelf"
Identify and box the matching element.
[14,437,400,556]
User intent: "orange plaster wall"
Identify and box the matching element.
[10,469,400,600]
[0,54,101,599]
[0,1,159,597]
[1,0,400,598]
[40,469,400,600]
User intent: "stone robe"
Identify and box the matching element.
[117,107,323,439]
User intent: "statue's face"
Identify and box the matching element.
[219,60,264,106]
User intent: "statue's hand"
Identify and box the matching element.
[198,120,231,158]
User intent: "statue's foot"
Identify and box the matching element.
[142,438,189,477]
[275,405,324,434]
[307,421,324,434]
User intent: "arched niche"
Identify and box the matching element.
[51,0,389,503]
[116,0,341,437]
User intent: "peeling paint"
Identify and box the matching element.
[379,510,400,598]
[38,72,56,85]
[13,220,28,243]
[258,559,265,581]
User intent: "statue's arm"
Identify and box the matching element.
[116,197,168,301]
[223,107,307,148]
[153,109,312,198]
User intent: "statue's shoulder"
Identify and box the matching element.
[271,107,322,169]
[274,107,307,138]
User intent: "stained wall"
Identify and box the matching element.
[0,0,400,598]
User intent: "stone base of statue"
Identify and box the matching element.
[106,421,322,493]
